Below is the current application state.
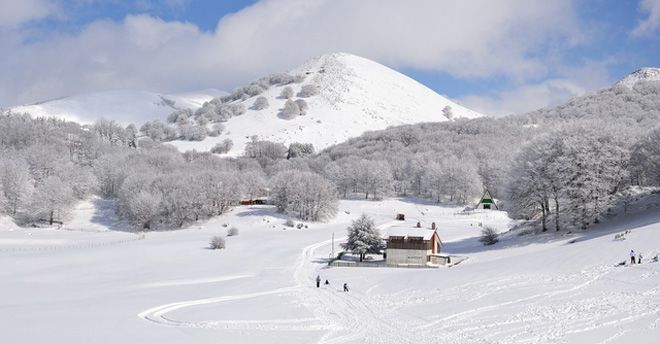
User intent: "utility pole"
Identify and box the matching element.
[331,232,335,259]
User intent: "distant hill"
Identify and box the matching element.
[167,52,483,155]
[3,89,225,125]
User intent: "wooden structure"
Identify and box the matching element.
[383,227,442,266]
[475,190,498,210]
[239,198,267,206]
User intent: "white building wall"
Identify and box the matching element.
[386,248,431,266]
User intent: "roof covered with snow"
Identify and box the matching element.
[381,225,437,241]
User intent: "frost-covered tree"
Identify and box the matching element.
[245,139,287,165]
[298,84,319,97]
[354,160,393,200]
[211,139,233,154]
[281,99,301,119]
[287,143,315,159]
[342,214,383,261]
[280,86,294,99]
[0,157,33,216]
[251,96,269,110]
[442,106,454,120]
[140,120,178,142]
[295,99,309,115]
[26,176,75,225]
[179,125,208,141]
[270,170,337,221]
[207,123,225,137]
[630,126,660,186]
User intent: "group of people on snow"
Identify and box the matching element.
[316,274,349,292]
[623,249,658,266]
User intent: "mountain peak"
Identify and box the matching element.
[615,67,660,89]
[170,52,483,155]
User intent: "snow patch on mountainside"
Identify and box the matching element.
[169,53,483,155]
[4,89,225,125]
[615,67,660,89]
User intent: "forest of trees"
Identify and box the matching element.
[1,80,659,232]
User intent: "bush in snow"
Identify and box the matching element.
[281,99,301,119]
[295,99,308,115]
[211,139,233,154]
[227,226,239,236]
[210,236,226,249]
[341,214,383,261]
[280,86,294,99]
[479,226,499,246]
[284,218,295,227]
[251,96,269,110]
[298,84,319,98]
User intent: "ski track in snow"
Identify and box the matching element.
[137,220,660,343]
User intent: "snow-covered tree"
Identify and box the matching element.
[442,105,454,120]
[342,214,383,261]
[0,157,33,216]
[270,170,337,221]
[26,176,75,225]
[207,123,225,137]
[280,86,294,99]
[251,96,269,110]
[287,143,315,159]
[295,99,309,115]
[211,139,233,154]
[298,84,319,97]
[281,99,301,119]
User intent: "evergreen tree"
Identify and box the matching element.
[342,214,383,261]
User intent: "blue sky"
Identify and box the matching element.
[1,0,659,115]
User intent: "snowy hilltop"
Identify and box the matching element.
[614,67,660,89]
[167,53,483,155]
[3,89,225,125]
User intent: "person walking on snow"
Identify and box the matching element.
[316,275,321,288]
[343,283,349,292]
[638,253,643,264]
[630,250,636,265]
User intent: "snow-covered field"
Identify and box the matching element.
[1,197,659,343]
[3,89,225,125]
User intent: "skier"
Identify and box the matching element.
[343,283,349,292]
[652,255,659,263]
[316,275,321,288]
[638,253,643,264]
[630,249,636,265]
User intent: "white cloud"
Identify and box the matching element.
[458,61,613,116]
[632,0,660,37]
[0,0,584,108]
[0,0,56,28]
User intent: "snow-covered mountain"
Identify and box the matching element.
[170,53,484,155]
[3,89,225,125]
[615,67,660,89]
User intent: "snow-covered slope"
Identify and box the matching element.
[3,89,225,125]
[615,67,660,89]
[2,195,659,343]
[170,53,483,155]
